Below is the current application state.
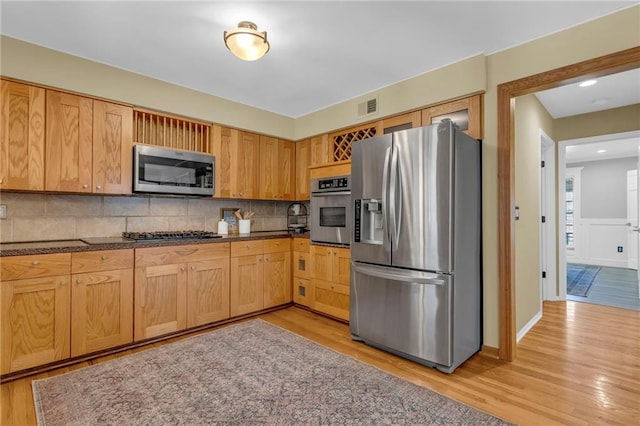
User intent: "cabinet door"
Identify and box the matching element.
[237,131,260,199]
[332,247,351,286]
[46,90,93,192]
[187,259,230,327]
[263,251,291,308]
[280,139,296,201]
[295,139,310,200]
[313,279,350,321]
[377,111,421,134]
[293,251,310,279]
[259,135,279,200]
[230,255,264,316]
[0,80,45,191]
[211,125,235,198]
[71,269,133,356]
[1,275,70,374]
[310,245,332,281]
[134,264,187,341]
[421,94,483,140]
[310,134,329,166]
[92,100,133,194]
[293,277,314,307]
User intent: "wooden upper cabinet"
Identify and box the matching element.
[295,139,310,201]
[0,80,46,191]
[92,100,133,194]
[377,111,422,134]
[421,94,483,140]
[46,90,93,193]
[211,125,260,199]
[259,136,295,201]
[46,90,133,194]
[329,123,377,163]
[310,134,330,166]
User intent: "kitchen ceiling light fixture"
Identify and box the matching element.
[578,79,597,87]
[224,21,270,61]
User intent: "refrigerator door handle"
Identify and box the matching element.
[382,146,392,244]
[352,263,446,286]
[389,145,401,249]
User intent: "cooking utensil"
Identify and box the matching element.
[234,210,243,220]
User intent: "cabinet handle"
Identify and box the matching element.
[239,192,244,196]
[60,280,67,286]
[101,255,108,260]
[190,266,196,271]
[32,260,40,265]
[246,245,250,249]
[0,178,3,184]
[96,185,102,190]
[76,279,82,285]
[82,184,89,189]
[180,267,185,272]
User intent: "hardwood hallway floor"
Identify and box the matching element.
[2,301,638,425]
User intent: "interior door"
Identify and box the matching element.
[626,169,638,270]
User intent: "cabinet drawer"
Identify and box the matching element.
[293,252,310,279]
[1,253,71,281]
[264,238,290,254]
[135,243,230,267]
[72,249,134,273]
[292,238,310,253]
[231,240,264,257]
[293,277,313,307]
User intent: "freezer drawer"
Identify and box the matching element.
[350,262,452,368]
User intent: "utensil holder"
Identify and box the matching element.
[239,219,251,234]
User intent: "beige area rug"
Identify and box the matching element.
[33,319,511,425]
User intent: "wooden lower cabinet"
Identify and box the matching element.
[292,238,313,307]
[187,259,230,327]
[1,274,70,374]
[230,238,291,317]
[134,243,231,341]
[71,249,134,357]
[309,245,351,321]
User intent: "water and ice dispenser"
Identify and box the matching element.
[354,199,384,245]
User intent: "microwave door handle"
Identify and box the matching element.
[381,146,391,244]
[310,191,351,197]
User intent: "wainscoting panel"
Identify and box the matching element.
[567,219,629,268]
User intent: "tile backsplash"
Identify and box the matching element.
[0,193,305,243]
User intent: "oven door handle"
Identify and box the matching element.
[310,191,351,197]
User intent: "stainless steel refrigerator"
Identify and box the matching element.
[350,121,481,373]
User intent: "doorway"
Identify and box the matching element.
[557,132,640,311]
[497,46,640,361]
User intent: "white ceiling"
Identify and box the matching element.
[1,1,637,118]
[565,136,640,164]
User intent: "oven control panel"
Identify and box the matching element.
[312,175,351,193]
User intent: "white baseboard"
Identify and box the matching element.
[517,310,543,343]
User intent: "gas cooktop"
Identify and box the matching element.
[122,231,221,241]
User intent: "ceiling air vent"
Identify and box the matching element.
[357,97,378,117]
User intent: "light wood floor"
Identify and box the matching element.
[2,301,639,425]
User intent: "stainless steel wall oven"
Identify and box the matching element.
[310,175,351,246]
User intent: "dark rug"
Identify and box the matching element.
[32,319,511,425]
[567,263,601,297]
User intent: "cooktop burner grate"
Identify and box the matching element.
[122,230,221,241]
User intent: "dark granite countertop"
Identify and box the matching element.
[0,230,310,257]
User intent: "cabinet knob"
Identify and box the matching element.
[232,193,237,196]
[180,267,185,272]
[0,178,3,184]
[60,280,67,286]
[96,185,102,190]
[32,260,40,265]
[76,279,83,285]
[246,245,250,249]
[190,266,196,271]
[239,192,244,196]
[101,255,108,260]
[82,184,89,189]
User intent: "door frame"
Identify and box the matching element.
[539,130,557,302]
[497,46,640,361]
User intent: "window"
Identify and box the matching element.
[565,177,574,248]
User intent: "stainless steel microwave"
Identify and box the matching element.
[133,145,215,196]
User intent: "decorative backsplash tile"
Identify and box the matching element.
[0,193,300,243]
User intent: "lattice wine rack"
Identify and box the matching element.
[330,124,377,162]
[133,109,211,153]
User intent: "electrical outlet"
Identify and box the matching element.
[617,246,623,253]
[0,204,6,219]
